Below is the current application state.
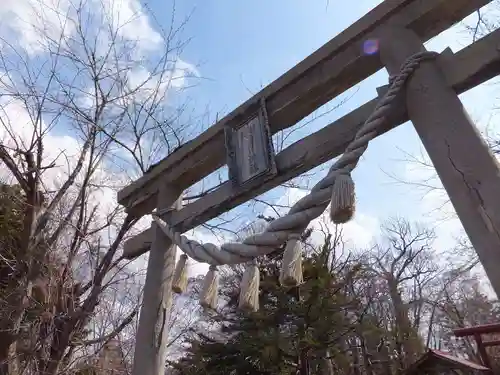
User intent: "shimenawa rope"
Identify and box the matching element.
[153,50,439,310]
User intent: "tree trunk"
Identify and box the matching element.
[0,335,12,375]
[387,278,422,366]
[298,348,310,375]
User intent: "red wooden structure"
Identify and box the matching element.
[406,323,500,375]
[405,349,490,375]
[453,323,500,372]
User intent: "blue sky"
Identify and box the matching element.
[152,0,499,254]
[166,0,382,113]
[1,0,498,273]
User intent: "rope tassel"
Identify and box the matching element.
[172,254,189,294]
[279,237,303,287]
[200,265,219,309]
[238,261,260,312]
[330,173,355,224]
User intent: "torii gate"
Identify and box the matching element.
[117,0,500,374]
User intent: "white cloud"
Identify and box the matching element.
[125,60,199,103]
[0,94,126,231]
[0,96,180,307]
[0,0,199,284]
[96,0,162,52]
[265,187,379,251]
[0,97,39,155]
[169,60,200,88]
[0,0,165,55]
[0,0,198,252]
[0,0,73,55]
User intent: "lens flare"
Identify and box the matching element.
[363,39,379,55]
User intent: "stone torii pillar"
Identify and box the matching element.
[131,186,182,375]
[379,27,500,297]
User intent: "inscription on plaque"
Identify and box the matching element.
[225,108,276,187]
[237,116,261,182]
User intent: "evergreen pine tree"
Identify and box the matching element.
[176,235,366,375]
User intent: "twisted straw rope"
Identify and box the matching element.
[153,51,439,266]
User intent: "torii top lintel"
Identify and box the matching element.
[117,0,491,219]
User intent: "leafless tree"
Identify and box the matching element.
[359,218,439,370]
[0,0,201,373]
